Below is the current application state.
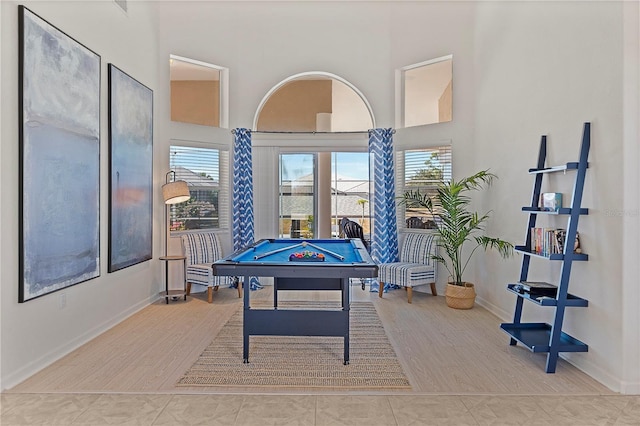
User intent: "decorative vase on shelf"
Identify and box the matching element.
[445,283,476,309]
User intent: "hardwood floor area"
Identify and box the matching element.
[8,283,611,395]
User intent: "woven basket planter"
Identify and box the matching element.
[445,283,476,309]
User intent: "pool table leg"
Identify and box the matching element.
[342,277,350,365]
[273,278,278,308]
[243,275,250,363]
[344,336,350,365]
[243,332,249,364]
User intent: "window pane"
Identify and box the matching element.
[279,154,315,238]
[402,56,452,128]
[331,152,370,237]
[400,146,452,228]
[169,145,221,231]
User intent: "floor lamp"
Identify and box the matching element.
[162,170,190,256]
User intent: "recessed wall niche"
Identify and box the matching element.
[170,55,223,127]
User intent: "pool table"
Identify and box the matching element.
[212,238,378,364]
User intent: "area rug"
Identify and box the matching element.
[177,301,411,389]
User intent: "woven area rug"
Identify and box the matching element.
[177,301,411,389]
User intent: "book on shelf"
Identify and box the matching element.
[529,228,581,256]
[539,192,563,212]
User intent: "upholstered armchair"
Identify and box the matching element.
[377,232,438,303]
[180,232,241,303]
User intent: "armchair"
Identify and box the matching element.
[180,232,241,303]
[377,231,438,303]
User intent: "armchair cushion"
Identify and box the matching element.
[378,262,436,287]
[378,232,438,303]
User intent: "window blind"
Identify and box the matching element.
[169,144,229,231]
[396,146,452,228]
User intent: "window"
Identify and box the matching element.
[277,151,370,239]
[170,55,228,128]
[331,152,370,236]
[169,144,229,232]
[255,72,374,132]
[279,153,315,238]
[397,146,452,228]
[398,55,453,128]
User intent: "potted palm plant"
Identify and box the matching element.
[401,170,513,309]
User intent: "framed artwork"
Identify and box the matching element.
[108,64,153,272]
[19,6,101,302]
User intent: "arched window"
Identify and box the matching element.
[254,72,374,132]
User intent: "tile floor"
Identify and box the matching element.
[1,393,639,425]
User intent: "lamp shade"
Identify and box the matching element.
[162,180,190,205]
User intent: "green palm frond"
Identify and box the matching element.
[399,169,513,286]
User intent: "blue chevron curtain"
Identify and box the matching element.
[368,128,399,293]
[232,128,262,290]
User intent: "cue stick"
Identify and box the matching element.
[253,242,305,260]
[304,242,345,261]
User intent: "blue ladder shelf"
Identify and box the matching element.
[501,122,590,373]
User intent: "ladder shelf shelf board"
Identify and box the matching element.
[500,323,588,353]
[521,206,589,215]
[514,246,589,261]
[527,162,589,174]
[506,284,588,307]
[501,122,590,374]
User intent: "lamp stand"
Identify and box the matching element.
[164,203,169,257]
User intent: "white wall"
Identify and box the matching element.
[472,1,637,392]
[0,0,160,390]
[0,0,4,390]
[157,1,397,131]
[621,0,640,395]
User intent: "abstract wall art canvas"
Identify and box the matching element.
[19,6,101,302]
[108,64,153,272]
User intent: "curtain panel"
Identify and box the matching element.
[369,128,399,291]
[232,128,262,290]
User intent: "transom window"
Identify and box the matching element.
[398,55,453,128]
[170,55,228,128]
